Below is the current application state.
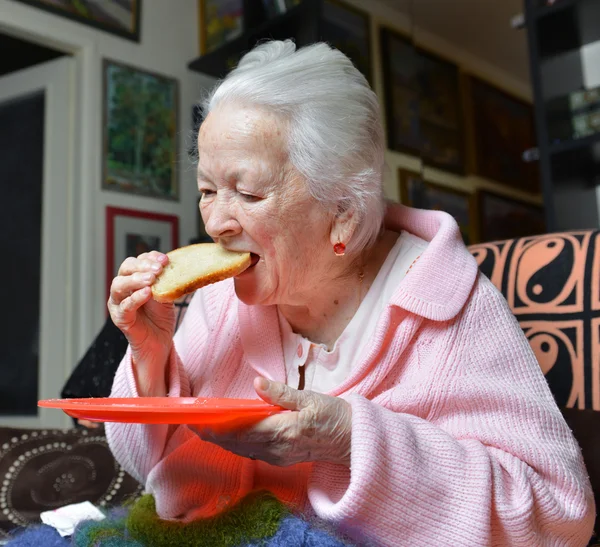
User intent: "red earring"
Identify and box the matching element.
[333,241,346,256]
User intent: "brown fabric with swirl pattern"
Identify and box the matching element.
[0,426,143,540]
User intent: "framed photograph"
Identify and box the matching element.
[399,169,475,245]
[476,190,546,243]
[105,206,179,300]
[321,0,373,85]
[102,60,179,200]
[466,76,540,193]
[13,0,141,42]
[199,0,244,54]
[380,27,464,174]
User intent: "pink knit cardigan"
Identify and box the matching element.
[106,204,595,546]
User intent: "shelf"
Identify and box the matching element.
[534,0,577,19]
[535,0,600,59]
[549,131,600,155]
[188,0,317,79]
[549,133,600,184]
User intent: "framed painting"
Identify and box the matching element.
[399,169,475,245]
[188,104,204,160]
[321,0,373,85]
[102,60,179,200]
[476,190,546,243]
[13,0,141,42]
[381,27,465,174]
[199,0,244,55]
[105,206,179,300]
[466,76,540,193]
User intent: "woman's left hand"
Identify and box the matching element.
[190,377,352,467]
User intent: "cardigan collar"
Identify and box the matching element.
[385,203,478,321]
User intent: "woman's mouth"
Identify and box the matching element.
[237,253,259,278]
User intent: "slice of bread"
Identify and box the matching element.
[151,243,251,303]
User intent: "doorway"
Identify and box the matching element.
[0,33,75,428]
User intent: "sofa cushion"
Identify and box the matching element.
[469,230,600,410]
[0,426,142,540]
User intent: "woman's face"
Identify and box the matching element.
[197,105,335,306]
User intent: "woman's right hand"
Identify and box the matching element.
[107,251,174,396]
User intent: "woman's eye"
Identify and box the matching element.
[239,192,261,202]
[200,189,215,198]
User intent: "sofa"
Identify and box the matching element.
[0,230,598,543]
[470,229,600,544]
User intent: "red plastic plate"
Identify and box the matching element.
[38,397,283,430]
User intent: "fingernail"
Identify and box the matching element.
[151,263,161,272]
[256,377,270,391]
[143,273,154,282]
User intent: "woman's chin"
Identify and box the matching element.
[233,276,263,306]
[233,262,273,305]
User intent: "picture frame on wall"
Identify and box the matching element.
[465,75,540,194]
[321,0,373,85]
[199,0,244,55]
[102,60,179,201]
[476,190,546,243]
[399,169,475,245]
[105,206,179,300]
[13,0,141,42]
[380,27,465,174]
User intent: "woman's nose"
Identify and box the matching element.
[204,195,241,238]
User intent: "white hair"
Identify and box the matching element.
[199,40,386,253]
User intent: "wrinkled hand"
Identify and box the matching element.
[107,251,175,396]
[191,378,352,467]
[107,251,174,350]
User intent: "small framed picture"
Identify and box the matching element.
[321,0,373,85]
[199,0,244,54]
[476,190,546,243]
[465,76,540,193]
[13,0,141,42]
[105,206,179,300]
[399,169,475,245]
[102,60,179,200]
[381,27,464,174]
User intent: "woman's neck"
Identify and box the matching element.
[278,230,400,348]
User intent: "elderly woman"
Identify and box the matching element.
[106,41,594,546]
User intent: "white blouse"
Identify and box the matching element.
[278,231,429,394]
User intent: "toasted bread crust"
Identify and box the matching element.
[151,257,251,302]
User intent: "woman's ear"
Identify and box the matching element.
[330,205,359,250]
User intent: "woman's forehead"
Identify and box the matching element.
[201,105,284,141]
[198,107,288,173]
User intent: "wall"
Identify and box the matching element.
[341,0,541,209]
[0,0,216,360]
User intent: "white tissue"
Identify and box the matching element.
[40,501,105,537]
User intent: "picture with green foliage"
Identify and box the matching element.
[103,60,178,200]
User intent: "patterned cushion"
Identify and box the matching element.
[469,231,600,410]
[0,426,143,540]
